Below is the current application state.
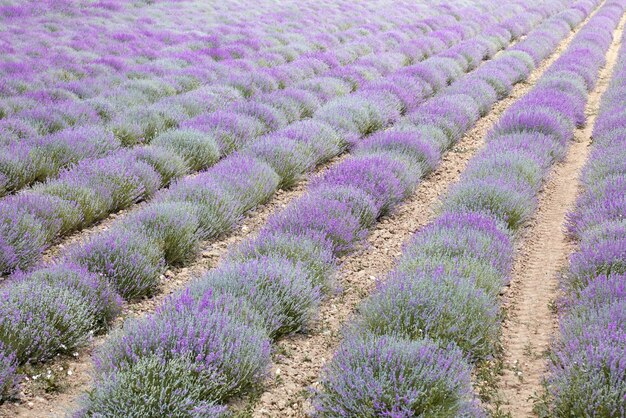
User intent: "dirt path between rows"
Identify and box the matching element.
[497,11,626,418]
[250,13,596,416]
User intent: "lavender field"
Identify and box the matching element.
[0,0,624,416]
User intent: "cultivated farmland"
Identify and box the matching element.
[0,0,624,417]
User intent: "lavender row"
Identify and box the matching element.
[1,0,502,151]
[0,0,526,206]
[0,0,548,364]
[313,0,626,415]
[60,1,576,415]
[0,1,551,398]
[544,18,626,417]
[0,2,470,196]
[0,3,526,276]
[0,0,429,105]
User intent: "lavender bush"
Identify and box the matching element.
[20,263,123,328]
[209,155,279,212]
[356,271,500,360]
[75,355,230,418]
[189,256,321,338]
[314,334,482,417]
[67,229,165,300]
[243,135,318,188]
[121,202,201,266]
[4,193,82,240]
[229,231,337,293]
[163,176,242,241]
[93,294,271,401]
[264,193,365,256]
[0,343,17,402]
[36,181,112,227]
[0,204,46,273]
[151,129,220,172]
[130,145,189,186]
[0,276,99,363]
[311,155,410,216]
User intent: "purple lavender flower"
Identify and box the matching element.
[209,154,279,211]
[189,256,321,338]
[56,153,161,211]
[67,228,165,300]
[264,193,365,256]
[444,177,535,230]
[569,238,626,289]
[0,274,101,363]
[164,175,242,240]
[356,130,440,174]
[130,145,189,186]
[357,270,500,360]
[93,292,271,400]
[75,355,230,418]
[313,334,483,417]
[244,135,317,189]
[278,120,347,162]
[182,111,265,154]
[31,126,120,180]
[231,101,288,132]
[0,343,17,401]
[36,180,112,227]
[547,297,625,417]
[21,263,122,327]
[296,77,352,101]
[4,192,82,240]
[258,88,321,121]
[0,203,46,274]
[398,211,512,295]
[447,76,498,116]
[311,155,409,216]
[228,230,337,293]
[492,105,574,145]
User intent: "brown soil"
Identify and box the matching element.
[497,11,626,418]
[249,17,584,415]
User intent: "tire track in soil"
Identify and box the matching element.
[251,11,599,416]
[497,11,626,418]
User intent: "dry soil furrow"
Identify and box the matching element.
[497,11,626,418]
[250,10,599,416]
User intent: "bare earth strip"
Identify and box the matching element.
[497,12,626,418]
[251,12,600,416]
[0,155,346,418]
